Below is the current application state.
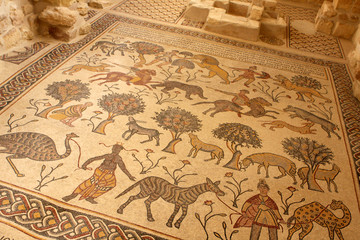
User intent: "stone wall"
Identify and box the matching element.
[281,0,325,6]
[349,23,360,101]
[184,0,287,42]
[315,1,360,39]
[0,0,99,53]
[0,0,36,51]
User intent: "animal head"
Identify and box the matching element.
[188,133,197,139]
[274,74,288,83]
[206,178,225,196]
[66,133,79,138]
[330,200,343,210]
[283,105,295,112]
[241,158,253,168]
[128,116,136,123]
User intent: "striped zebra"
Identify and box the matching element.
[115,176,225,228]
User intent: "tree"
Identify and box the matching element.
[212,123,262,170]
[93,93,145,134]
[130,41,164,67]
[36,79,90,118]
[282,137,334,192]
[153,107,201,153]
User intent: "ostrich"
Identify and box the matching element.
[0,132,78,177]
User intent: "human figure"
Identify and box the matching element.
[231,66,261,87]
[62,144,136,204]
[145,50,179,68]
[234,179,285,240]
[50,102,93,127]
[213,89,250,106]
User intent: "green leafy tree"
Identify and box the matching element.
[93,93,145,134]
[36,79,90,118]
[282,137,334,192]
[130,41,164,67]
[212,123,262,170]
[153,107,201,153]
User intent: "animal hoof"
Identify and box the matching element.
[148,217,155,222]
[174,223,180,229]
[16,173,25,177]
[166,222,172,228]
[117,208,124,214]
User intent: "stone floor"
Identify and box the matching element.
[0,1,359,240]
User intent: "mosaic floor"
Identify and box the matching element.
[0,1,360,240]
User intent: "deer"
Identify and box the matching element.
[297,163,341,192]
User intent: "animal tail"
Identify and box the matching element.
[287,215,295,228]
[192,101,213,105]
[115,180,141,199]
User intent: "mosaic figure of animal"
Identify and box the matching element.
[0,132,78,177]
[192,54,230,84]
[274,75,332,103]
[261,120,316,134]
[287,200,351,240]
[122,117,160,146]
[284,105,341,139]
[89,72,133,85]
[115,176,225,228]
[193,100,243,117]
[240,152,297,184]
[243,97,279,119]
[62,63,112,75]
[298,164,341,192]
[188,133,224,164]
[151,81,207,100]
[90,41,133,56]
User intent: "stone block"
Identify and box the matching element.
[333,0,353,10]
[249,5,264,21]
[27,14,39,32]
[332,20,357,39]
[315,17,334,35]
[253,0,263,7]
[214,0,229,11]
[39,6,78,27]
[352,24,360,45]
[204,8,260,41]
[45,0,76,7]
[77,2,89,16]
[49,25,77,41]
[88,0,112,9]
[228,1,250,17]
[10,9,25,26]
[19,27,34,40]
[2,28,22,49]
[0,16,11,34]
[353,0,360,14]
[260,17,287,38]
[183,2,214,22]
[79,22,91,35]
[317,1,337,18]
[263,0,277,8]
[22,4,34,15]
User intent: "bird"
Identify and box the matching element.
[0,132,78,177]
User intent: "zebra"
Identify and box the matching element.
[115,176,225,228]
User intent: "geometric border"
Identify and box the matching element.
[0,182,173,240]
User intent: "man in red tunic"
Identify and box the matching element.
[235,179,285,240]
